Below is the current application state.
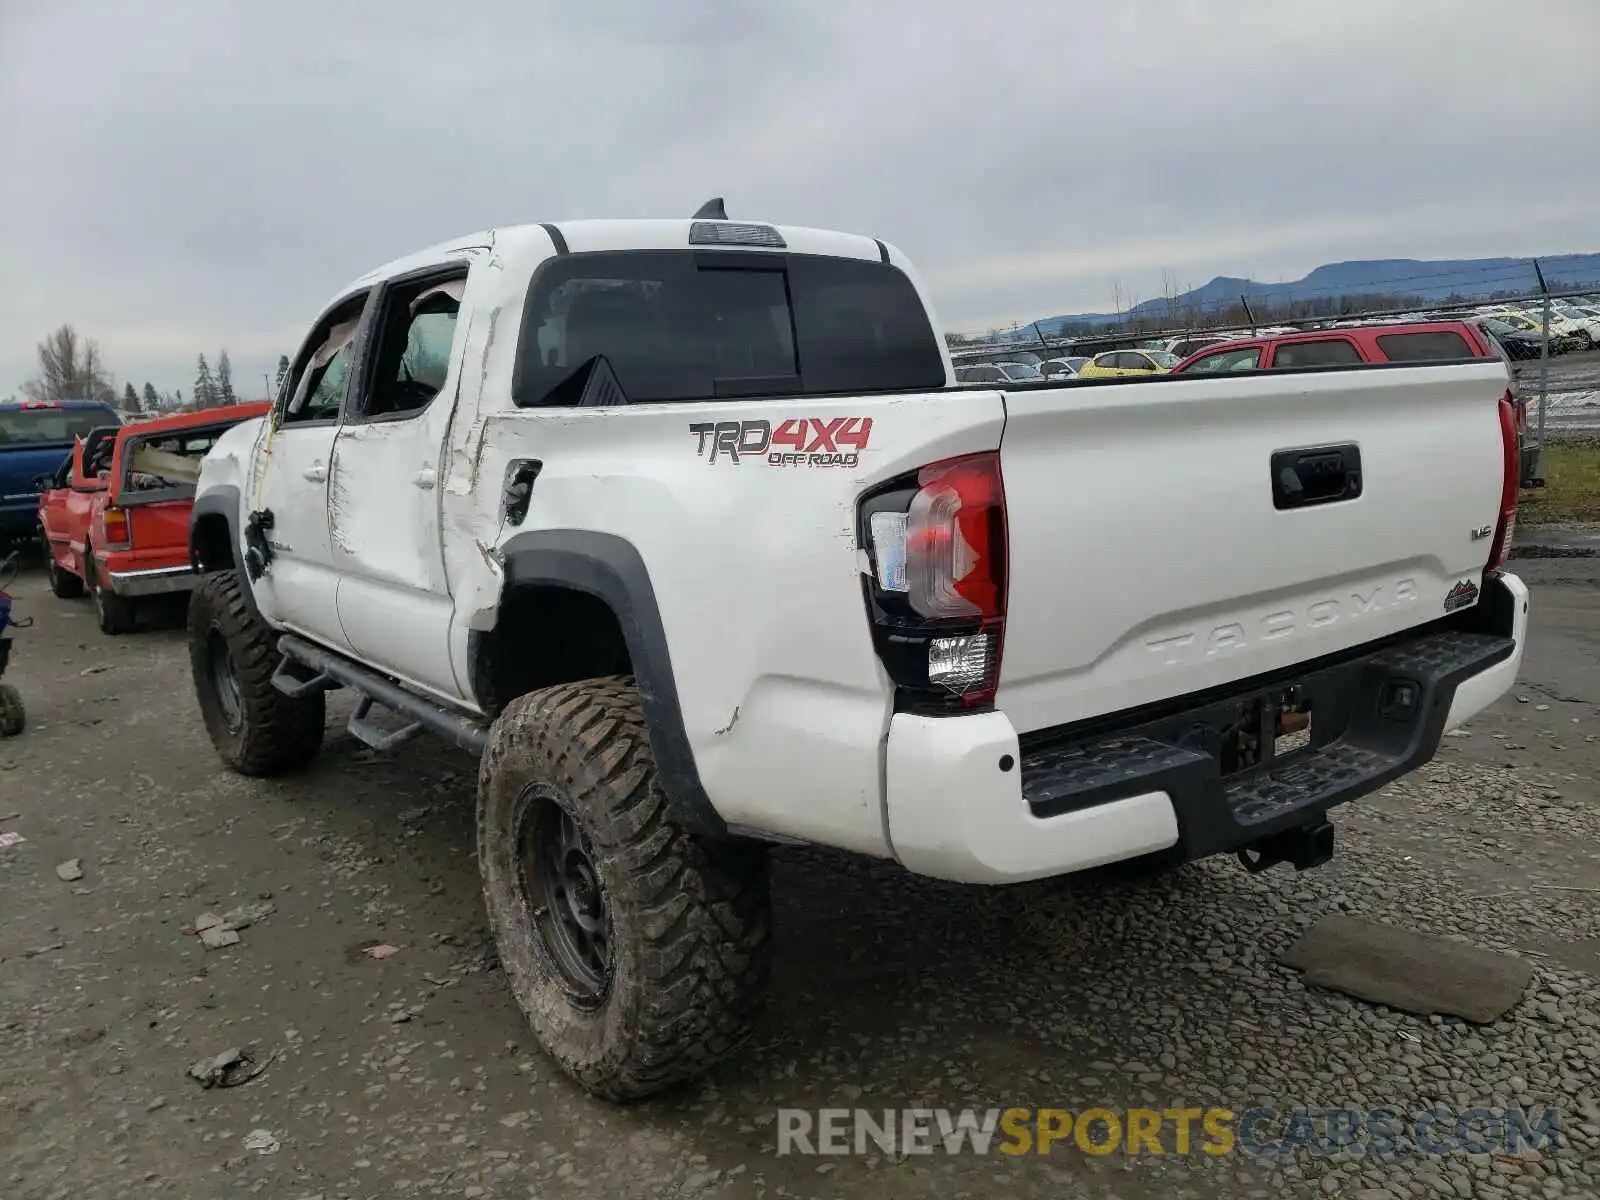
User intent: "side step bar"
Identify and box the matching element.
[272,634,489,756]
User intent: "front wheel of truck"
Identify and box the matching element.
[188,571,324,775]
[478,677,772,1102]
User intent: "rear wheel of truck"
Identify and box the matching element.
[86,549,137,635]
[41,529,84,599]
[478,677,772,1102]
[188,571,324,775]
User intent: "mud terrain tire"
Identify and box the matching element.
[478,677,772,1101]
[188,571,324,775]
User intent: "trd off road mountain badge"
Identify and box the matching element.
[1443,578,1480,612]
[690,417,872,467]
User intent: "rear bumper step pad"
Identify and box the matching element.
[1019,630,1514,860]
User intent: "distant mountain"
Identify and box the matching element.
[1030,253,1600,335]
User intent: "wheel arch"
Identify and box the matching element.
[190,485,262,619]
[472,530,724,837]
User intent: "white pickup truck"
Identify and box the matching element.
[187,204,1527,1101]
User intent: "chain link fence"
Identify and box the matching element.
[948,258,1600,486]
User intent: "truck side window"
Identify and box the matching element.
[280,292,370,426]
[1273,339,1362,368]
[1185,347,1261,372]
[352,273,467,420]
[1373,331,1472,362]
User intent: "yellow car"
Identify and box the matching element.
[1074,349,1180,378]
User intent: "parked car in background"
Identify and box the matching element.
[37,404,269,633]
[0,399,121,549]
[1551,301,1600,347]
[955,361,1045,384]
[1172,320,1501,374]
[1075,349,1179,378]
[1474,317,1546,362]
[1161,334,1231,359]
[1479,310,1584,353]
[1040,356,1088,379]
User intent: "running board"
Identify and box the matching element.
[274,634,489,756]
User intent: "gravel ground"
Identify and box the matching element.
[1,560,1597,1200]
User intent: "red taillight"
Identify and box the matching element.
[906,455,1006,620]
[102,507,132,551]
[1486,390,1518,572]
[860,451,1009,710]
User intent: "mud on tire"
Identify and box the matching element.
[478,677,772,1102]
[188,571,324,775]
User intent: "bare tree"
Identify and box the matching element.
[23,324,117,405]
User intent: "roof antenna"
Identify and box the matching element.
[692,197,728,220]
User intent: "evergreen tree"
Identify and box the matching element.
[194,354,217,409]
[122,382,141,415]
[274,354,290,394]
[173,388,184,410]
[142,382,160,413]
[216,349,238,406]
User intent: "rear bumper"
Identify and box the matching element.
[884,571,1528,885]
[108,564,199,597]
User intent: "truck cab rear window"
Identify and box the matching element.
[513,251,946,406]
[1373,331,1472,362]
[0,409,114,446]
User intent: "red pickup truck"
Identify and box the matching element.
[38,405,269,634]
[1168,319,1501,373]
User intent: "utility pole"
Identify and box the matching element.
[1532,258,1549,482]
[1240,295,1258,336]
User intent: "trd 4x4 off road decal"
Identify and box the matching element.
[689,417,873,467]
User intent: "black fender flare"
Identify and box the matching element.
[486,529,724,837]
[189,485,262,620]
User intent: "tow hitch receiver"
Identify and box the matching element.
[1237,820,1335,873]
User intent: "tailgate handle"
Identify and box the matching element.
[1272,444,1362,510]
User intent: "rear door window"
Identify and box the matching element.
[514,251,946,405]
[1271,338,1363,368]
[1373,331,1473,362]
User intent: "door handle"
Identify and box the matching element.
[1271,444,1362,510]
[412,468,437,490]
[302,463,328,483]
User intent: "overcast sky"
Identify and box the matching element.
[3,0,1597,399]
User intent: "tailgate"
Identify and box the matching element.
[125,498,193,552]
[996,361,1511,734]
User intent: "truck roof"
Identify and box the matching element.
[0,397,120,412]
[342,219,891,296]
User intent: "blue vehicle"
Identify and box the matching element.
[0,399,123,548]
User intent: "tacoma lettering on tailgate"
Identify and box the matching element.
[1145,579,1419,666]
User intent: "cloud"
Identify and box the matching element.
[1,0,1596,395]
